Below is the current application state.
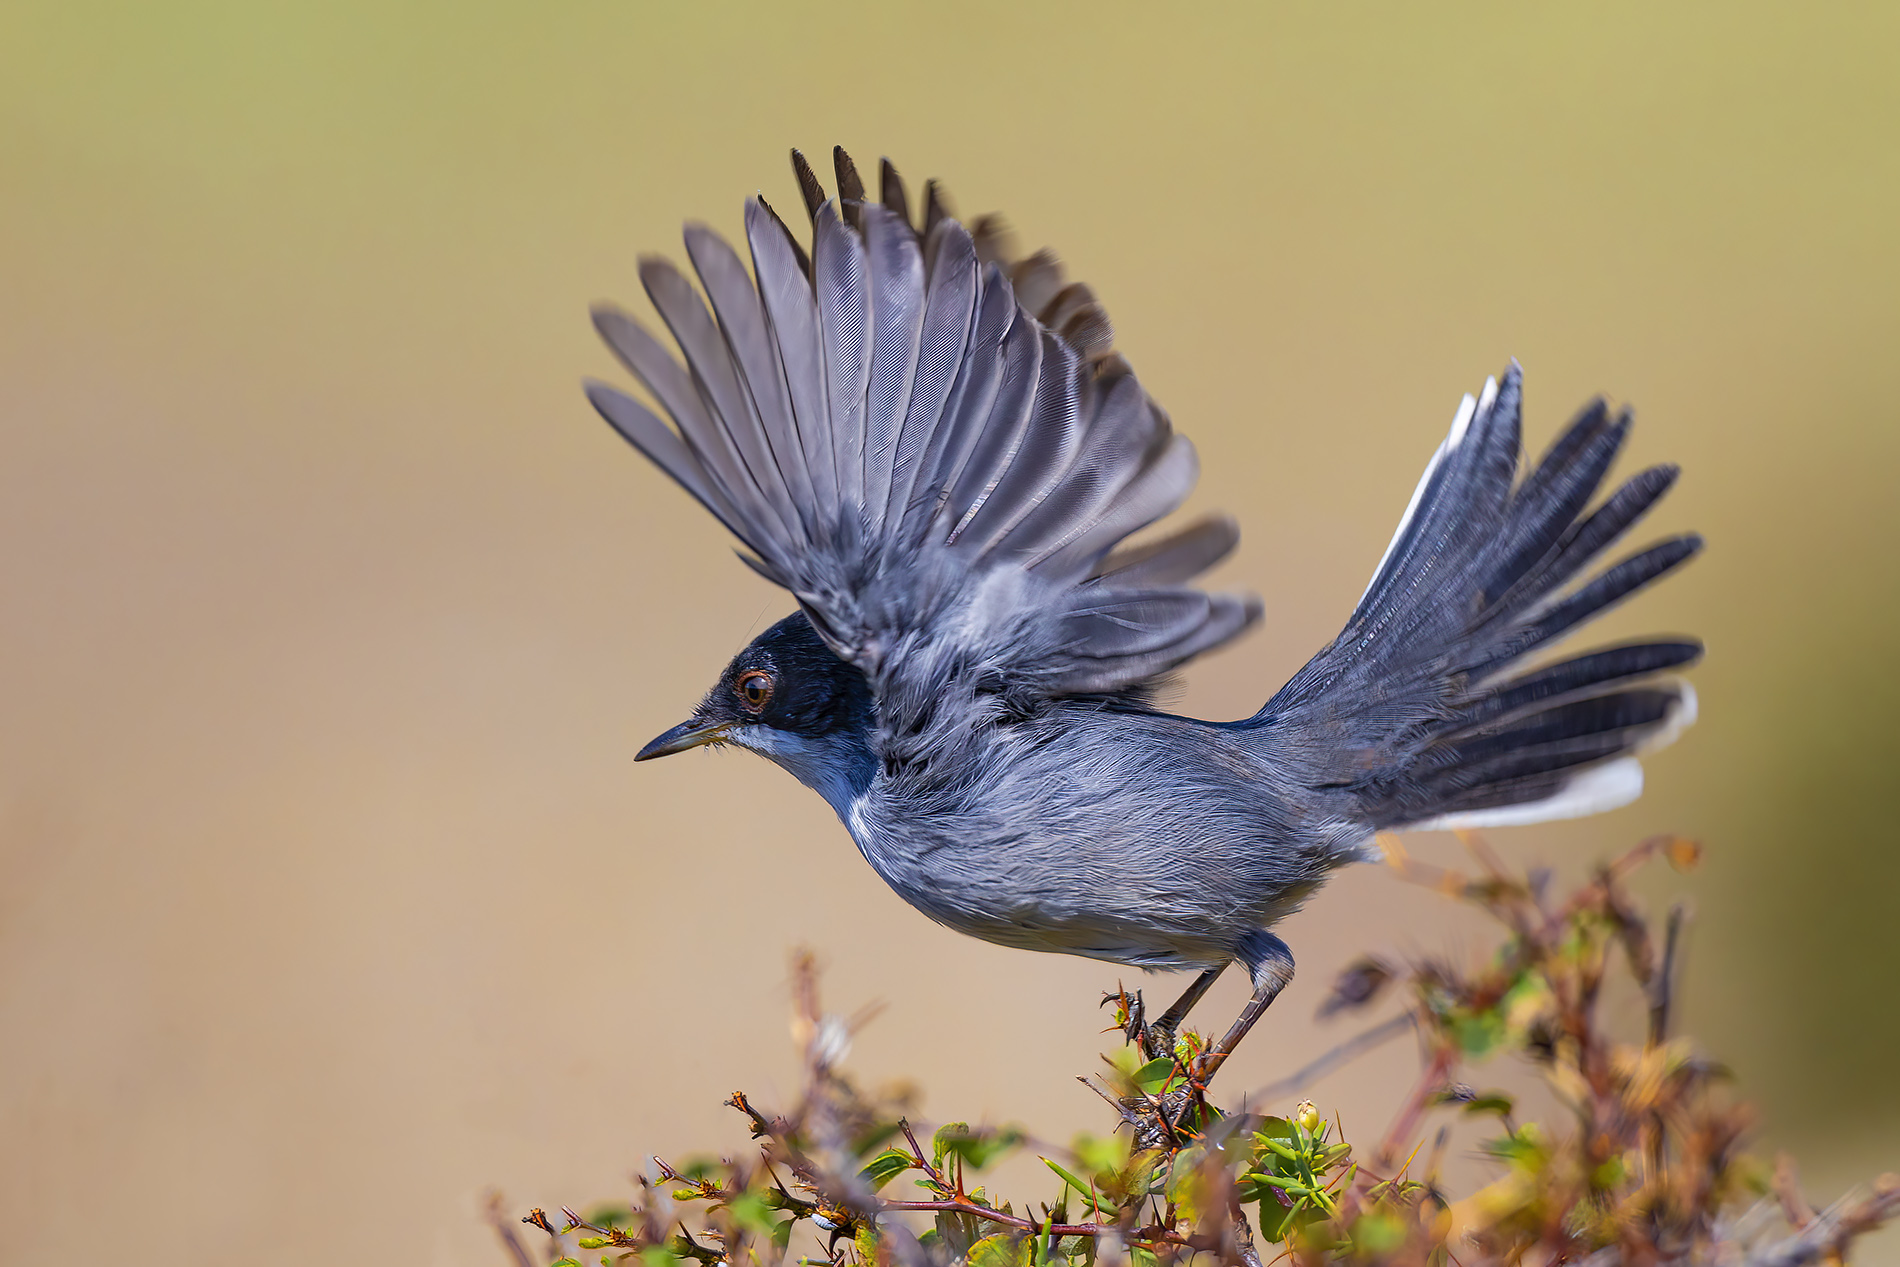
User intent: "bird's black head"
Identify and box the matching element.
[636,611,876,811]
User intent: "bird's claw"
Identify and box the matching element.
[1101,986,1181,1062]
[1141,1018,1179,1064]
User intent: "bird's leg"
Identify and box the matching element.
[1195,932,1295,1082]
[1141,965,1227,1061]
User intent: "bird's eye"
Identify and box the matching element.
[736,670,774,713]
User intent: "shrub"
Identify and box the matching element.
[494,835,1896,1267]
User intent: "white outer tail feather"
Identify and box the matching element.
[1400,679,1697,833]
[1355,379,1496,606]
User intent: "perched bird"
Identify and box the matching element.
[590,148,1701,1071]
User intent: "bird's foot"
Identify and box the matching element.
[1102,986,1181,1062]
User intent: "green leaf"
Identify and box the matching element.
[1130,1057,1174,1096]
[1461,1092,1516,1119]
[1258,1136,1302,1165]
[1351,1212,1407,1255]
[585,1204,633,1230]
[1033,1210,1054,1267]
[550,1260,584,1267]
[577,1238,610,1250]
[1449,1009,1507,1058]
[1258,1192,1307,1243]
[1041,1157,1089,1194]
[849,1119,903,1157]
[857,1148,914,1192]
[1254,1116,1296,1146]
[934,1209,984,1259]
[728,1189,777,1234]
[1070,1133,1128,1178]
[937,1125,1025,1170]
[1481,1122,1548,1169]
[933,1122,971,1169]
[967,1232,1030,1267]
[771,1219,794,1250]
[1041,1158,1108,1217]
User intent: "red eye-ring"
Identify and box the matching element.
[736,670,774,714]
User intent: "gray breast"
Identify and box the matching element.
[843,708,1360,971]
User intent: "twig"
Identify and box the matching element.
[483,1190,535,1267]
[1249,1012,1416,1104]
[727,1090,783,1138]
[1377,1046,1454,1169]
[1745,1175,1900,1267]
[880,1199,1184,1248]
[654,1157,735,1201]
[1228,1192,1266,1267]
[899,1118,950,1191]
[1454,829,1510,879]
[1772,1153,1817,1231]
[1648,902,1688,1047]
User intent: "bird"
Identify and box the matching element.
[587,147,1702,1074]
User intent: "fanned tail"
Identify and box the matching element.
[1258,362,1702,833]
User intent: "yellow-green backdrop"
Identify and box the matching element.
[2,3,1895,1263]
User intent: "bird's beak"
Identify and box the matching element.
[635,719,732,761]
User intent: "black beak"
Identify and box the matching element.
[635,719,732,761]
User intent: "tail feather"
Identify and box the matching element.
[1477,403,1629,605]
[1405,756,1649,831]
[1449,641,1700,733]
[1254,361,1702,836]
[1498,534,1702,666]
[1486,462,1679,613]
[1440,687,1682,764]
[1377,676,1698,832]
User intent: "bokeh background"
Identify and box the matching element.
[2,3,1896,1263]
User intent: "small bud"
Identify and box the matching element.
[1665,837,1703,872]
[1318,955,1395,1018]
[1294,1100,1320,1134]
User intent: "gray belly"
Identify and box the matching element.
[840,718,1360,971]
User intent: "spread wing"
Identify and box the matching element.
[586,148,1259,737]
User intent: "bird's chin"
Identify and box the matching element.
[723,726,878,818]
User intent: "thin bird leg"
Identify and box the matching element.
[1195,976,1291,1082]
[1140,965,1226,1060]
[1195,933,1296,1082]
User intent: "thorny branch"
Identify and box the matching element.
[1744,1176,1900,1267]
[506,835,1895,1267]
[1248,1013,1416,1106]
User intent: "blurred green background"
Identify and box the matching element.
[2,2,1895,1263]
